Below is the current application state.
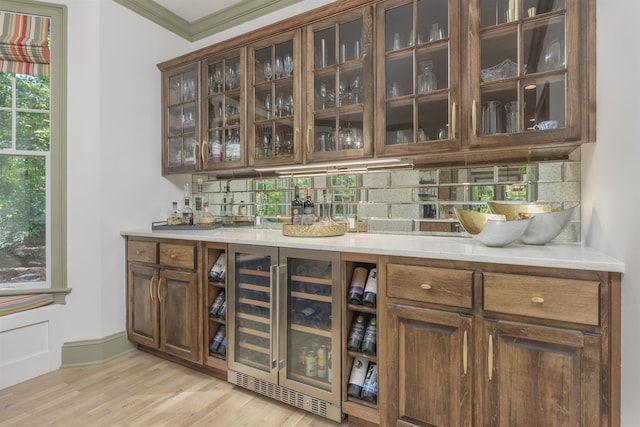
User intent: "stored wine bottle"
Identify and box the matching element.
[361,316,377,355]
[362,268,377,307]
[347,267,368,305]
[291,185,302,225]
[360,362,378,403]
[347,313,367,351]
[209,325,226,354]
[217,335,227,356]
[292,303,319,326]
[302,187,315,225]
[208,290,225,317]
[208,253,226,282]
[217,300,226,320]
[347,358,368,398]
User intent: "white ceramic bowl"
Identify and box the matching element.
[454,208,532,247]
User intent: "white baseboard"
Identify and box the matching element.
[0,304,64,389]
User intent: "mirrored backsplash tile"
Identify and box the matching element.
[193,156,581,242]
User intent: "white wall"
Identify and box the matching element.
[582,1,640,425]
[1,0,638,424]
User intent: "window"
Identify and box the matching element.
[0,1,67,300]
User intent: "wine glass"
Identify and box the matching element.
[213,68,222,93]
[264,93,272,119]
[284,53,294,76]
[274,56,284,79]
[263,61,273,81]
[351,75,362,104]
[275,92,285,117]
[262,131,272,158]
[286,93,294,116]
[318,82,328,109]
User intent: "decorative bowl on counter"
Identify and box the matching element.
[488,202,579,245]
[454,208,532,247]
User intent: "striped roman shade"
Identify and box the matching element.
[0,11,50,76]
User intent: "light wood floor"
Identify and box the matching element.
[0,350,350,427]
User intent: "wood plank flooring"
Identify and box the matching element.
[0,350,350,427]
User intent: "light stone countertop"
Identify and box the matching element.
[121,228,625,273]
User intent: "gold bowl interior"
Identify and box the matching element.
[454,208,532,247]
[487,201,552,220]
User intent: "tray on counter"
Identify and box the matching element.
[282,223,346,237]
[152,221,222,231]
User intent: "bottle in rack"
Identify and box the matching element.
[363,268,377,307]
[302,187,315,225]
[291,185,302,224]
[209,325,226,354]
[361,316,377,355]
[208,253,226,282]
[347,313,367,351]
[347,267,368,305]
[360,362,378,403]
[347,357,368,398]
[209,290,225,317]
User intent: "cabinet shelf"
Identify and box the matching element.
[208,280,226,289]
[347,350,376,362]
[288,372,332,391]
[290,291,331,303]
[290,323,332,338]
[209,316,226,325]
[238,341,269,354]
[347,303,376,314]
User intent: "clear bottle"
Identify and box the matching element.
[194,178,205,223]
[198,202,216,226]
[182,198,194,225]
[291,185,302,224]
[167,201,182,225]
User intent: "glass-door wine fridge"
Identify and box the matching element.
[227,244,342,422]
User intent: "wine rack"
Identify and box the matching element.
[204,242,228,373]
[341,253,381,424]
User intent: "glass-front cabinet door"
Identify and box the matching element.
[468,0,583,146]
[376,0,461,157]
[228,245,278,383]
[248,31,302,167]
[162,63,200,174]
[202,49,246,170]
[279,249,341,405]
[305,7,374,163]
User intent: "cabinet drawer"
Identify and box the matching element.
[387,264,474,308]
[159,243,197,269]
[127,240,157,263]
[483,273,600,326]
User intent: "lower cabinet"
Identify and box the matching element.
[385,303,472,426]
[381,256,619,427]
[126,237,201,364]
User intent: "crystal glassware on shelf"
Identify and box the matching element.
[263,61,273,81]
[284,53,294,76]
[264,93,271,119]
[351,75,362,104]
[274,56,284,79]
[318,82,328,110]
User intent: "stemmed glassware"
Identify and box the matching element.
[213,68,222,93]
[264,93,272,119]
[318,82,328,110]
[284,53,294,76]
[263,61,273,81]
[274,56,284,79]
[351,75,362,104]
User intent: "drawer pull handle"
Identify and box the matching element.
[136,250,145,255]
[420,283,432,290]
[531,296,545,304]
[170,254,177,260]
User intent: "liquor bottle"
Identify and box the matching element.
[223,181,233,217]
[194,178,205,223]
[209,290,225,317]
[167,201,182,225]
[347,358,368,398]
[302,187,315,225]
[360,362,378,403]
[361,316,377,355]
[347,267,368,305]
[198,202,216,226]
[291,185,302,224]
[347,313,367,351]
[211,131,222,163]
[208,253,226,282]
[362,268,378,307]
[182,198,194,225]
[209,325,226,354]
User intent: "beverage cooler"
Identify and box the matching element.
[226,244,342,422]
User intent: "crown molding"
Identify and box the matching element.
[113,0,305,42]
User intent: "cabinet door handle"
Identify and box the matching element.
[488,334,494,381]
[148,277,155,302]
[472,100,478,136]
[157,278,165,304]
[194,142,200,166]
[451,102,457,139]
[420,283,432,290]
[201,141,208,164]
[531,296,545,304]
[463,330,468,375]
[306,127,311,155]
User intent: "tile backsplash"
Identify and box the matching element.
[193,155,581,242]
